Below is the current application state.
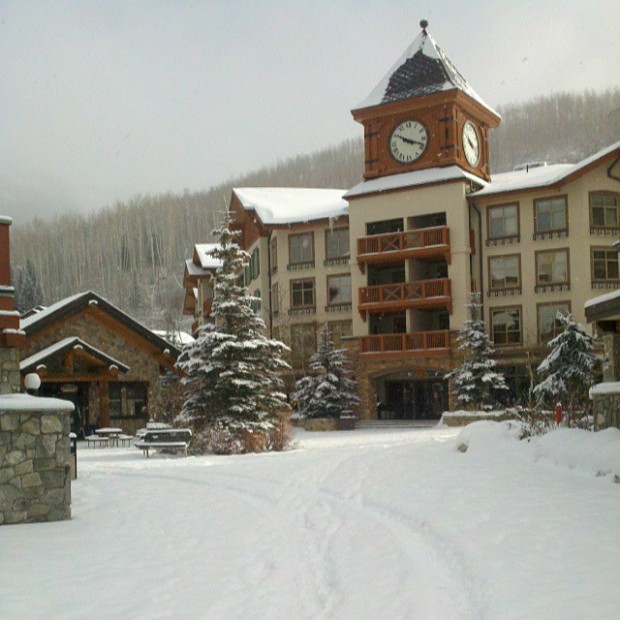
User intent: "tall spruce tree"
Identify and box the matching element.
[294,324,359,418]
[447,292,508,410]
[175,224,291,454]
[533,312,600,418]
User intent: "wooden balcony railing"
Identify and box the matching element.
[358,278,451,318]
[360,330,451,357]
[357,226,450,271]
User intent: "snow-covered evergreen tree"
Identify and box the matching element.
[176,224,291,454]
[294,324,359,418]
[533,312,600,418]
[447,292,508,410]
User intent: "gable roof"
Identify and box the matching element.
[194,243,222,270]
[471,141,620,199]
[232,187,348,226]
[20,336,130,374]
[20,291,181,362]
[353,24,497,117]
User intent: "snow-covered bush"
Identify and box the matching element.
[176,224,291,454]
[446,293,508,410]
[533,312,601,424]
[294,324,359,419]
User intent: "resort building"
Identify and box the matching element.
[187,23,620,421]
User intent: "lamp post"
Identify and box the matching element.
[24,372,41,396]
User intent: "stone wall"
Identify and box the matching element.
[592,392,620,430]
[0,396,73,525]
[0,347,21,395]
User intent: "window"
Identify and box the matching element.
[109,383,122,417]
[488,203,519,239]
[491,307,522,346]
[489,255,520,290]
[536,249,569,285]
[592,247,619,282]
[590,192,619,229]
[289,232,314,265]
[251,248,260,280]
[252,289,262,315]
[328,320,352,347]
[271,282,280,314]
[538,302,570,344]
[326,228,350,260]
[290,323,316,364]
[327,274,351,305]
[534,196,567,235]
[270,238,278,272]
[291,279,315,308]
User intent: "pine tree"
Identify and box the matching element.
[447,292,508,410]
[294,324,360,419]
[533,312,600,419]
[15,259,44,312]
[175,224,291,454]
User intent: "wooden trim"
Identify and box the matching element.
[533,194,569,235]
[489,305,523,347]
[536,301,571,344]
[288,231,315,265]
[488,253,522,291]
[487,201,520,241]
[290,277,316,309]
[534,247,570,286]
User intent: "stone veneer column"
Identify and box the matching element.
[0,215,25,394]
[0,395,74,525]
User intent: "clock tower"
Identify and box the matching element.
[351,20,500,182]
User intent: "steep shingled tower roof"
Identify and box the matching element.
[353,21,497,117]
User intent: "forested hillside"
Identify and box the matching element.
[10,89,620,331]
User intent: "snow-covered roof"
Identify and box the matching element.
[585,288,620,309]
[345,165,486,199]
[584,286,620,323]
[590,382,620,397]
[20,336,130,373]
[233,187,348,226]
[473,140,620,198]
[19,291,181,360]
[195,243,222,270]
[153,330,194,346]
[353,25,497,117]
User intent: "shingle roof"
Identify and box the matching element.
[353,24,497,117]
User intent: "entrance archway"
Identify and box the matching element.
[375,369,447,421]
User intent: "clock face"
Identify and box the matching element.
[389,120,428,164]
[462,121,480,166]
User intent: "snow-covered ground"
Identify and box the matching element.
[1,423,619,620]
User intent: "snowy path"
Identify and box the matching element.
[1,426,619,619]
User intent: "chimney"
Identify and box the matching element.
[0,216,24,394]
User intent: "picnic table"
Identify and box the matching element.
[95,427,123,446]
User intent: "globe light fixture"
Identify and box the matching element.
[24,372,42,395]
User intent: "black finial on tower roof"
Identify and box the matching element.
[420,19,428,31]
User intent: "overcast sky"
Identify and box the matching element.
[1,0,619,224]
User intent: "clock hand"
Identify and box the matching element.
[396,134,424,146]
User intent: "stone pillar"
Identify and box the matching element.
[0,215,25,394]
[0,396,74,525]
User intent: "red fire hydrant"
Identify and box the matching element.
[555,402,563,426]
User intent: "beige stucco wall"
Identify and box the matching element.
[348,180,472,337]
[478,165,620,349]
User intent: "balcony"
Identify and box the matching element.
[360,330,451,357]
[358,278,451,320]
[357,226,450,272]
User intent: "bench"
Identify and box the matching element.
[85,435,109,448]
[118,434,134,447]
[135,429,192,457]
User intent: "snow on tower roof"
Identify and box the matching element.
[232,187,348,226]
[472,140,620,198]
[345,166,486,199]
[353,22,497,117]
